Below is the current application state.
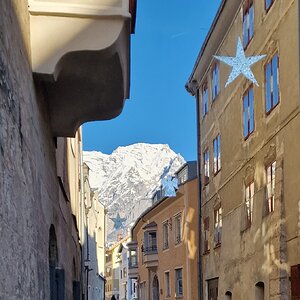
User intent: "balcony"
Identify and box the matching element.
[28,0,136,137]
[127,241,138,279]
[143,245,158,268]
[128,256,138,279]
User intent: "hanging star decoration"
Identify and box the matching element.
[111,213,126,230]
[214,37,266,87]
[162,175,178,197]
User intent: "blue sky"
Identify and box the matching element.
[83,0,222,161]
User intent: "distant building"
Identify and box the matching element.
[105,236,131,300]
[130,162,198,300]
[83,163,107,299]
[186,0,300,299]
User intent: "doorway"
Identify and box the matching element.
[152,275,159,300]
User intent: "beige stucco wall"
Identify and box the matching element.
[192,0,300,299]
[133,179,198,300]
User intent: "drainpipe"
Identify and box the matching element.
[185,80,203,300]
[79,138,86,299]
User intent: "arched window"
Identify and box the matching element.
[225,291,232,299]
[255,282,265,300]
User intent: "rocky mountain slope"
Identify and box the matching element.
[83,143,185,241]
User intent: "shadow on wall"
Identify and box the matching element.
[48,223,105,300]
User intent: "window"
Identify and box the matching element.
[175,268,183,297]
[245,182,254,226]
[214,206,222,246]
[265,0,275,11]
[265,54,279,113]
[212,64,220,100]
[174,213,182,245]
[202,83,209,116]
[208,278,219,300]
[123,267,127,278]
[243,87,254,138]
[243,0,254,48]
[266,161,276,213]
[165,272,171,297]
[178,168,188,185]
[163,221,169,250]
[129,249,137,268]
[203,217,210,253]
[204,149,210,185]
[213,134,221,174]
[144,231,157,253]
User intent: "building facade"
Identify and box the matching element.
[186,0,300,299]
[0,0,136,299]
[130,162,198,300]
[105,236,131,300]
[83,163,107,300]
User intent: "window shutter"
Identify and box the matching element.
[249,88,254,132]
[249,5,254,38]
[266,63,272,112]
[243,17,248,48]
[272,55,279,106]
[144,232,148,249]
[243,95,248,137]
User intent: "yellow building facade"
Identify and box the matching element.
[130,162,199,300]
[105,236,131,300]
[187,0,300,299]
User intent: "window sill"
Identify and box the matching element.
[266,101,279,116]
[265,2,274,14]
[174,241,182,247]
[263,209,274,218]
[203,250,210,255]
[214,169,221,177]
[214,243,221,249]
[212,94,220,103]
[241,223,252,233]
[244,131,254,141]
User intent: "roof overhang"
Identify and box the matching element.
[28,0,136,136]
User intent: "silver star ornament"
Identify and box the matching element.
[214,37,266,87]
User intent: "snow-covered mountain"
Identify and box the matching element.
[83,143,185,241]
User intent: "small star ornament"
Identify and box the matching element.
[162,175,178,197]
[111,213,126,230]
[214,37,266,87]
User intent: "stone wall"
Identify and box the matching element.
[0,1,81,299]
